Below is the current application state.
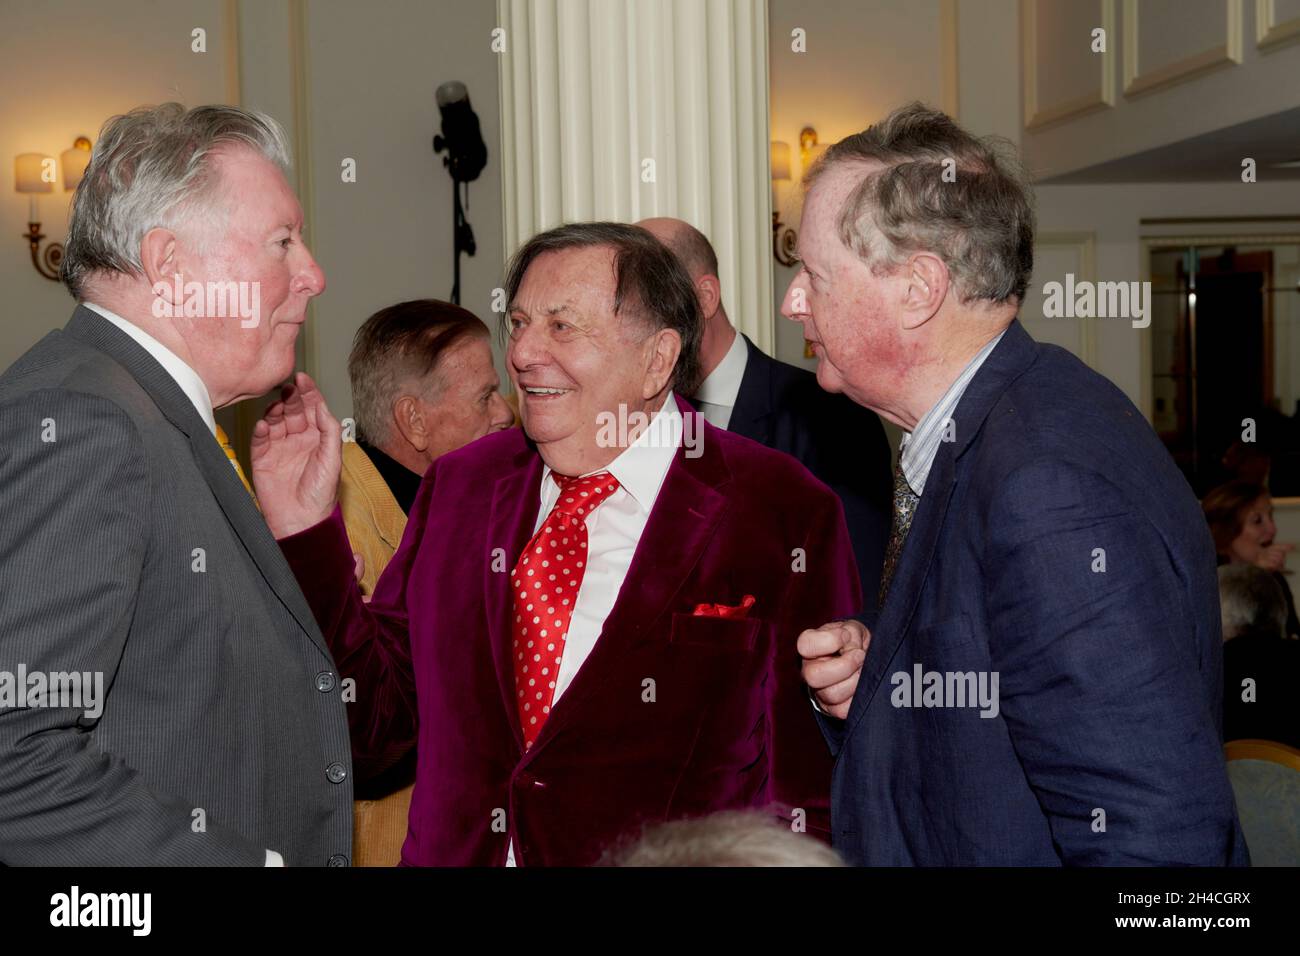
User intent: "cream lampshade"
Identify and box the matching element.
[61,137,92,191]
[15,152,54,222]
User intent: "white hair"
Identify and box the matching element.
[62,102,291,299]
[601,810,845,867]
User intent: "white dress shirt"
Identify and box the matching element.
[691,328,748,429]
[85,302,279,866]
[83,302,217,437]
[506,390,682,865]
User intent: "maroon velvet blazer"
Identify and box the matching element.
[279,396,861,865]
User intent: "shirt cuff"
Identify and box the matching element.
[807,685,827,716]
[265,849,284,867]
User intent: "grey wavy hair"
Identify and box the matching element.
[599,810,845,867]
[61,102,292,300]
[1218,563,1288,641]
[805,101,1035,305]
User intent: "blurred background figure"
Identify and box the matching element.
[1217,564,1300,749]
[1203,480,1299,639]
[1218,563,1300,866]
[1219,438,1272,489]
[601,810,844,867]
[344,298,512,595]
[342,297,512,867]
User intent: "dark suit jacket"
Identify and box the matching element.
[824,321,1249,866]
[726,334,892,604]
[0,307,353,865]
[279,396,861,865]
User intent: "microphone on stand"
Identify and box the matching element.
[433,82,487,305]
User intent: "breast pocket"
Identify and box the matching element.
[668,612,762,652]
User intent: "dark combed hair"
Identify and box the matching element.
[347,298,489,445]
[502,221,703,394]
[1202,480,1269,558]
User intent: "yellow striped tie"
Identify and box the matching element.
[215,424,259,508]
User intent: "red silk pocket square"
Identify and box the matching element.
[691,594,756,619]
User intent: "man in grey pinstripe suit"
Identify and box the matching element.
[0,104,352,865]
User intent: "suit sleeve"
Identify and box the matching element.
[809,599,881,759]
[278,456,436,780]
[768,487,863,841]
[0,390,265,865]
[985,459,1243,865]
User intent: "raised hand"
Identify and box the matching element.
[250,372,342,539]
[1254,542,1295,573]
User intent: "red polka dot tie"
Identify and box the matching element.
[512,471,621,749]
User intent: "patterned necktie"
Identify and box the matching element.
[878,458,919,607]
[511,471,621,749]
[215,424,259,507]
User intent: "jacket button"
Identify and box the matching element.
[327,854,349,867]
[315,671,336,693]
[326,762,347,784]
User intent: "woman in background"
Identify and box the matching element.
[1203,480,1300,639]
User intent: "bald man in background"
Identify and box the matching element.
[638,218,891,602]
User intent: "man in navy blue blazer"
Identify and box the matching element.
[792,103,1248,866]
[638,217,892,601]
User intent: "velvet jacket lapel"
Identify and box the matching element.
[63,306,332,658]
[842,321,1041,743]
[485,395,733,760]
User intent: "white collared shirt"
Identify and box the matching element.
[83,301,217,436]
[899,330,1006,496]
[507,390,681,865]
[691,328,748,429]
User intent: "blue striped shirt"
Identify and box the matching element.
[900,330,1006,495]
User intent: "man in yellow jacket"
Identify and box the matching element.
[340,299,513,863]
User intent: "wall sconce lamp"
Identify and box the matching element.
[799,126,826,170]
[15,136,92,281]
[772,127,827,268]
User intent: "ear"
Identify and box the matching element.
[899,252,948,330]
[140,227,181,305]
[695,274,722,321]
[391,394,429,452]
[642,327,682,400]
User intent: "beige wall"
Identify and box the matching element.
[1022,0,1300,180]
[768,0,949,370]
[0,0,502,429]
[0,0,233,372]
[300,0,504,420]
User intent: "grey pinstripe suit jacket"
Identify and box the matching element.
[0,306,353,865]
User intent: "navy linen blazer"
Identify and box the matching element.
[824,320,1249,866]
[726,334,892,603]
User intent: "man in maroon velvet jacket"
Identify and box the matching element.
[252,222,860,866]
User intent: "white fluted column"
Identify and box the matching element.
[498,0,774,354]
